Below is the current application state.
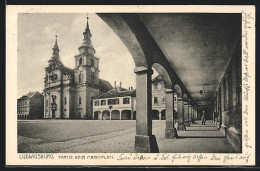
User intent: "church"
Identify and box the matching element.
[43,17,113,119]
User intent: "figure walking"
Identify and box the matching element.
[201,111,206,125]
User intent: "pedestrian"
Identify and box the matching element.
[201,111,206,125]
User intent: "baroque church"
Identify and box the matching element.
[43,17,113,119]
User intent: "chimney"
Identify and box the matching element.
[129,87,130,90]
[120,82,122,89]
[114,81,116,89]
[131,86,133,90]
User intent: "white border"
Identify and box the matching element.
[6,5,255,166]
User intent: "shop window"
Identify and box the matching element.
[101,100,106,106]
[123,98,130,104]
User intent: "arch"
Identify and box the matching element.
[97,14,148,67]
[133,110,136,120]
[93,111,99,120]
[111,110,120,120]
[79,58,82,65]
[183,93,188,102]
[174,84,183,97]
[102,110,110,120]
[152,63,173,89]
[121,110,131,120]
[152,110,160,120]
[161,109,166,120]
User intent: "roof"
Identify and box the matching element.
[93,88,136,99]
[99,79,113,92]
[18,91,40,100]
[152,75,163,83]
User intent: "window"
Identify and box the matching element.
[123,98,130,104]
[154,97,158,104]
[108,99,114,105]
[94,100,99,106]
[91,75,95,83]
[101,100,106,106]
[154,83,158,90]
[114,99,119,105]
[79,97,81,104]
[91,58,94,67]
[162,96,165,103]
[64,97,67,105]
[79,58,82,65]
[79,73,83,83]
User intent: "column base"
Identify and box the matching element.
[184,122,190,127]
[165,128,178,139]
[220,125,227,137]
[134,135,159,153]
[177,123,186,131]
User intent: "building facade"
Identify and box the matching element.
[43,18,112,119]
[17,91,44,120]
[92,76,174,120]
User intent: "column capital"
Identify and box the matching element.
[177,97,183,101]
[134,66,153,75]
[165,89,174,94]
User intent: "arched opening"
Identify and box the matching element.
[121,110,131,120]
[102,110,110,120]
[111,110,120,120]
[93,111,99,120]
[161,109,166,120]
[152,110,159,120]
[79,58,82,65]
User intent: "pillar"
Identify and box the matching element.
[183,102,190,126]
[131,110,134,120]
[120,111,122,120]
[177,97,186,131]
[159,111,161,120]
[134,66,159,153]
[165,89,178,139]
[191,107,194,124]
[109,111,112,120]
[188,105,192,124]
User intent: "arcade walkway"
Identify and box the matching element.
[159,121,237,153]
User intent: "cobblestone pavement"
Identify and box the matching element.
[18,120,236,153]
[18,121,166,153]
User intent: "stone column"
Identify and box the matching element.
[183,102,190,127]
[120,110,122,120]
[109,111,112,120]
[131,110,134,120]
[177,97,186,131]
[190,107,194,124]
[159,111,162,120]
[134,66,159,153]
[188,105,192,124]
[165,89,178,139]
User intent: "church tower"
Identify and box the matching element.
[74,16,100,119]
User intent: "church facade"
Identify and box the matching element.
[43,18,112,119]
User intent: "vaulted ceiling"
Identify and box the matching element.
[98,13,241,106]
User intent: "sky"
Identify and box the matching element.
[17,13,144,98]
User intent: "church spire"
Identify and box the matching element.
[50,35,60,61]
[83,15,92,41]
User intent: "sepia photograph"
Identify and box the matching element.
[6,5,255,166]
